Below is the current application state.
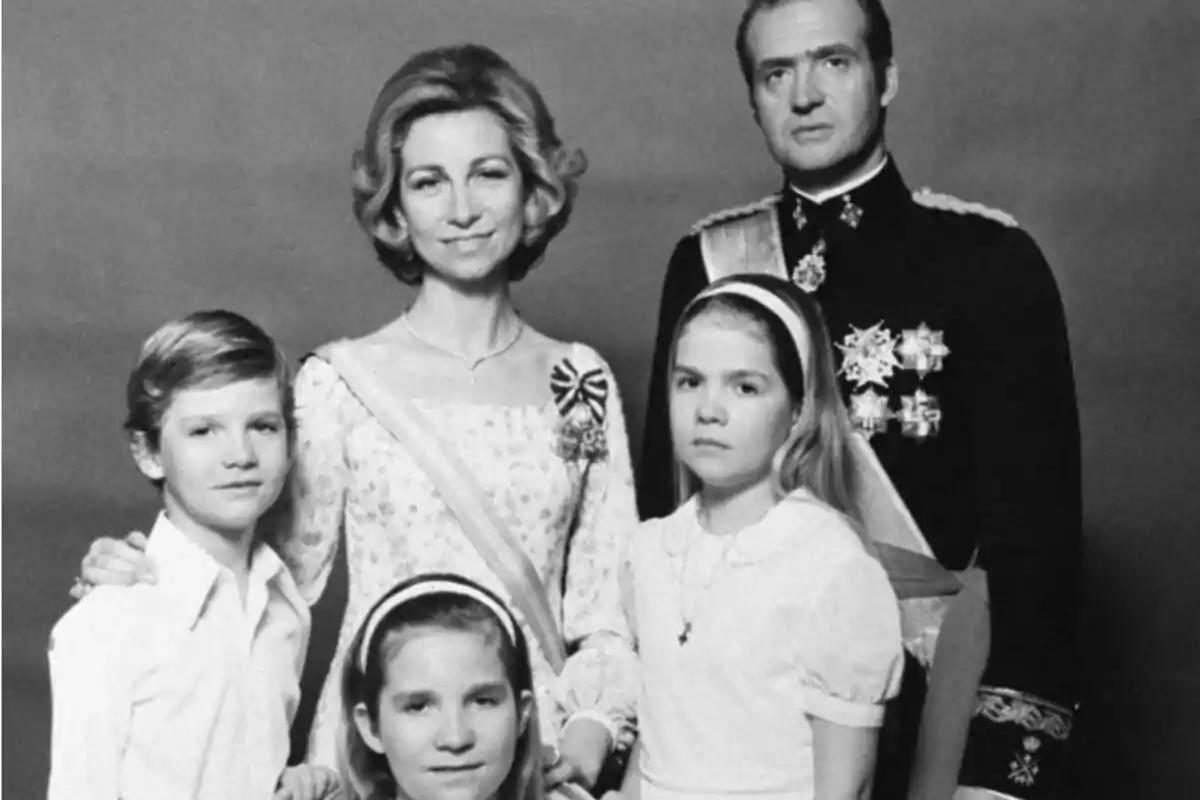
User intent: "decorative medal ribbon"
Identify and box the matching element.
[550,360,608,421]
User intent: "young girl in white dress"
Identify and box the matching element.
[623,275,904,800]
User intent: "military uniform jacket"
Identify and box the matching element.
[637,160,1081,796]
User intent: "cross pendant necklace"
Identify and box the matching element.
[676,512,740,647]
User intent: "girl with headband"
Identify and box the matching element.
[620,275,904,800]
[341,573,542,800]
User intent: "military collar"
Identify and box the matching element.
[788,156,891,205]
[781,158,913,236]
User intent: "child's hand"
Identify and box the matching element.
[72,532,156,598]
[545,717,612,790]
[273,764,341,800]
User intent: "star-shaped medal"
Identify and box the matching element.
[898,389,942,440]
[849,388,892,438]
[897,323,950,378]
[791,239,827,293]
[837,322,900,388]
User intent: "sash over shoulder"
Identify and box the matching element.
[694,195,790,283]
[311,338,568,673]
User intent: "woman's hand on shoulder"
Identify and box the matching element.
[71,532,156,598]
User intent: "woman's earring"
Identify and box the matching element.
[396,236,414,260]
[523,195,547,245]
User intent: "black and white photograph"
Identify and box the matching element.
[4,0,1198,797]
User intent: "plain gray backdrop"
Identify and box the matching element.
[4,0,1199,795]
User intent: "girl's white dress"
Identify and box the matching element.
[277,340,639,768]
[626,491,905,800]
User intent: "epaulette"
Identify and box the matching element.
[690,194,779,234]
[912,187,1019,228]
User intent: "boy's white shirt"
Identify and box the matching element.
[47,512,311,800]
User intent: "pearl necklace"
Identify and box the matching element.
[402,315,525,380]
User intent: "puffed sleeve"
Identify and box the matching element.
[46,599,133,800]
[795,548,905,729]
[272,356,351,605]
[555,347,641,750]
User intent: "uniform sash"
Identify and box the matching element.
[698,205,790,283]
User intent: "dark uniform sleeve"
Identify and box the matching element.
[959,228,1082,796]
[636,234,708,520]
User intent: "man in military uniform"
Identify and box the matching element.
[637,1,1081,797]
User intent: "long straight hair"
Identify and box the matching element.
[669,275,863,527]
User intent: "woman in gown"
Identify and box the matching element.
[76,43,638,794]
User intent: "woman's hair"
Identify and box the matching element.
[125,309,293,455]
[351,43,587,285]
[669,275,862,524]
[339,573,543,800]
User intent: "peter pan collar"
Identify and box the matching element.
[661,490,834,566]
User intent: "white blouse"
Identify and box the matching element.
[626,491,904,800]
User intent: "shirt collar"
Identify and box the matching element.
[788,154,891,206]
[661,490,835,565]
[146,512,305,629]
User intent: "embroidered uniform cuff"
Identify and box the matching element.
[958,686,1076,800]
[798,687,886,728]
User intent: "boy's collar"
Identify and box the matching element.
[145,512,299,629]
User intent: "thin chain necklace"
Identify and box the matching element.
[402,314,525,382]
[677,507,742,646]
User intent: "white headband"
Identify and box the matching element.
[692,281,812,375]
[358,580,518,672]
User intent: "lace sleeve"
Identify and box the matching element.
[553,347,640,750]
[273,356,350,605]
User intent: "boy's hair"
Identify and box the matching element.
[670,275,863,526]
[339,574,542,800]
[125,310,293,456]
